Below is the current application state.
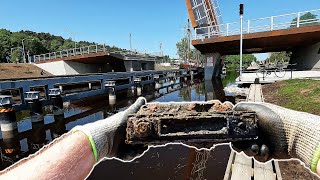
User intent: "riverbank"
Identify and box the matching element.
[263,79,320,179]
[263,79,320,115]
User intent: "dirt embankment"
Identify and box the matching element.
[0,63,52,80]
[262,79,320,179]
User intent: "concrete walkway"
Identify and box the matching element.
[236,70,320,84]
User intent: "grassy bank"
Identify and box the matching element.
[263,79,320,115]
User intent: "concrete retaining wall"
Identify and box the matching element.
[35,61,113,75]
[36,60,155,75]
[290,42,320,70]
[35,61,67,75]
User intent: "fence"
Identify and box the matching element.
[194,9,320,39]
[31,44,160,63]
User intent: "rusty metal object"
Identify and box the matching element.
[126,102,258,145]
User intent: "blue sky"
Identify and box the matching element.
[0,0,319,60]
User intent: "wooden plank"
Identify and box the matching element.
[231,164,253,180]
[247,84,256,102]
[234,154,252,166]
[254,84,263,102]
[253,167,276,180]
[254,160,273,170]
[224,151,236,180]
[274,161,283,180]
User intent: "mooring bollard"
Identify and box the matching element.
[183,71,188,82]
[154,75,161,89]
[134,77,142,96]
[25,91,44,123]
[0,95,20,157]
[190,70,194,80]
[88,82,92,90]
[49,88,63,116]
[105,81,116,105]
[2,128,20,158]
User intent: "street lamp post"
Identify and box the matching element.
[239,4,244,81]
[22,38,35,63]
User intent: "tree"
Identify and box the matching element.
[290,12,319,27]
[176,36,206,65]
[176,37,189,61]
[10,48,22,63]
[225,54,257,69]
[60,39,76,50]
[191,49,205,65]
[0,29,12,61]
[0,28,126,63]
[50,39,63,52]
[266,51,291,63]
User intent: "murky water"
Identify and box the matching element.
[0,72,237,180]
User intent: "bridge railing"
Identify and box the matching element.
[31,44,159,63]
[194,9,320,39]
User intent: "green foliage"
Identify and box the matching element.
[176,37,189,61]
[0,29,13,59]
[266,51,291,63]
[290,12,320,27]
[0,29,124,63]
[225,54,257,69]
[176,36,205,65]
[10,48,22,63]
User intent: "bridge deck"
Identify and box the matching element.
[193,25,320,55]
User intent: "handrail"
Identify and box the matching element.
[194,9,320,40]
[31,44,160,63]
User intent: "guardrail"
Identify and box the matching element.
[194,9,320,39]
[31,44,160,63]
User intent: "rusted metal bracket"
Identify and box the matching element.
[126,101,258,145]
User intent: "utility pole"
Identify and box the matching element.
[22,38,35,63]
[239,4,244,81]
[160,42,163,63]
[129,33,132,53]
[187,19,191,67]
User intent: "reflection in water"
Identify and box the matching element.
[1,129,21,168]
[0,75,237,179]
[204,79,226,102]
[51,114,67,139]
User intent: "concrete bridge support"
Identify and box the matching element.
[290,42,320,70]
[204,53,223,80]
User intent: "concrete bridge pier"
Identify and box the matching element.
[204,53,223,80]
[290,42,320,70]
